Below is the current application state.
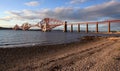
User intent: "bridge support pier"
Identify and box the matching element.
[108,21,111,33]
[86,23,88,33]
[96,22,98,33]
[78,24,80,32]
[63,21,67,32]
[70,24,73,32]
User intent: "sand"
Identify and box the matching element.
[0,36,120,71]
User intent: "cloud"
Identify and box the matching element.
[0,0,120,22]
[83,0,120,20]
[69,0,117,4]
[0,16,12,21]
[70,0,87,4]
[24,1,39,6]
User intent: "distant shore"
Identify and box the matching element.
[0,27,42,31]
[0,27,13,30]
[0,36,120,71]
[0,27,120,33]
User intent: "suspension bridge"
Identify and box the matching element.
[13,18,120,33]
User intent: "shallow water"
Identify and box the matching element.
[0,30,120,48]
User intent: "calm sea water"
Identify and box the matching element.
[0,30,120,48]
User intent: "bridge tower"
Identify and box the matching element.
[21,22,31,30]
[42,18,51,32]
[13,24,20,30]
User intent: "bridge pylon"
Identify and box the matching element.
[63,21,67,32]
[41,18,51,32]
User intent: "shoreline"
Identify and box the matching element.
[0,36,120,71]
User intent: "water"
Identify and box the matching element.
[0,30,120,48]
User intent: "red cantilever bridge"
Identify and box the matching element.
[13,18,120,33]
[13,18,64,32]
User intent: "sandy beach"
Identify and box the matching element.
[0,36,120,71]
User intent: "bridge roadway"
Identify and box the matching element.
[13,18,120,33]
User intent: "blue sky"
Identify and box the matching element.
[0,0,120,27]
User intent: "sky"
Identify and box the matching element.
[0,0,120,27]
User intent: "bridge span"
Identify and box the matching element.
[13,18,120,33]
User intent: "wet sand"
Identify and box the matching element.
[0,36,120,71]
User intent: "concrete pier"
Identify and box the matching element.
[86,23,88,33]
[70,24,73,32]
[108,21,111,33]
[63,21,67,32]
[78,24,80,32]
[96,22,98,33]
